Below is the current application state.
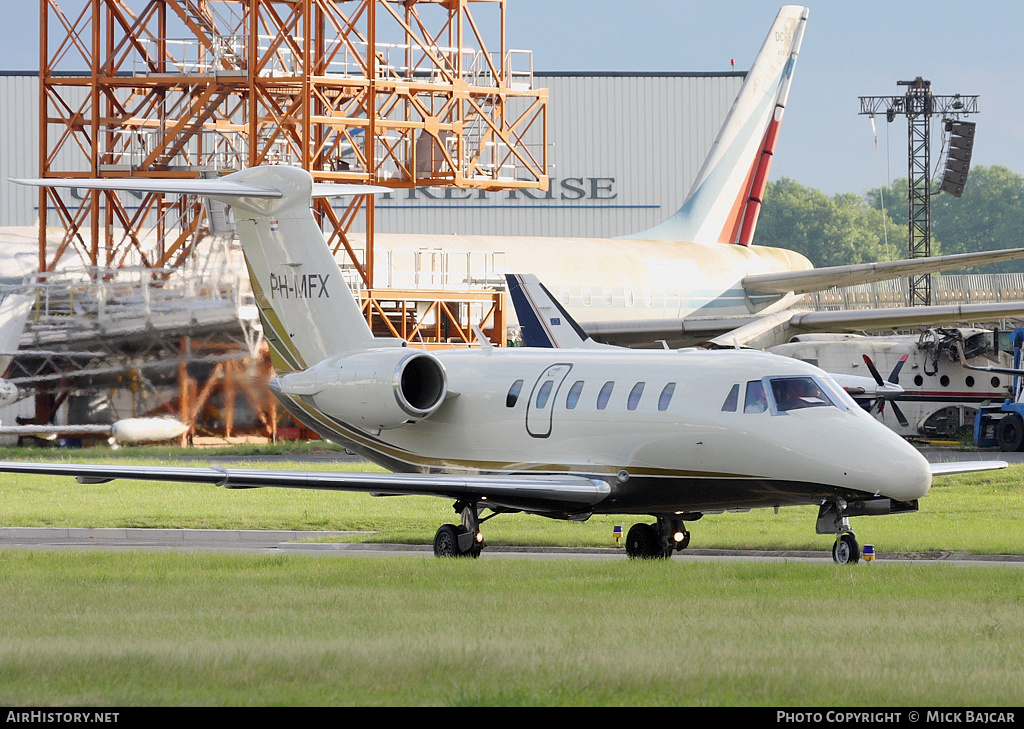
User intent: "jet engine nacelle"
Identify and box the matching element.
[272,347,448,430]
[0,379,18,406]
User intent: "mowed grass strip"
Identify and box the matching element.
[2,457,1024,554]
[0,551,1022,706]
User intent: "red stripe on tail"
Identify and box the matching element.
[737,113,783,246]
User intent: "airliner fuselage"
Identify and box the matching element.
[368,233,813,324]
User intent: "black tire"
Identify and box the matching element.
[625,523,665,559]
[996,414,1024,452]
[433,524,462,557]
[832,533,861,565]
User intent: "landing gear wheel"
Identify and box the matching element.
[832,532,861,565]
[433,524,462,557]
[433,524,482,558]
[625,523,668,559]
[996,414,1024,452]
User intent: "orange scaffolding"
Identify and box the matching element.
[38,0,548,283]
[29,0,548,441]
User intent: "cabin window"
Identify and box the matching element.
[535,380,554,409]
[566,380,584,409]
[721,384,739,412]
[658,383,676,411]
[603,289,613,306]
[582,288,592,306]
[769,377,835,412]
[624,288,634,307]
[506,379,524,408]
[627,382,645,411]
[744,381,768,414]
[597,381,614,410]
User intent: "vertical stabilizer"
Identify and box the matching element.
[221,167,379,372]
[9,169,385,374]
[505,274,608,349]
[623,5,808,245]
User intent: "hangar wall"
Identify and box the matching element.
[0,72,745,239]
[371,72,745,239]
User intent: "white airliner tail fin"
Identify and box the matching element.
[11,169,388,372]
[623,5,808,246]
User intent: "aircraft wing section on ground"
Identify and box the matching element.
[0,461,611,515]
[742,247,1024,296]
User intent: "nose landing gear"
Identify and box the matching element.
[817,501,861,565]
[832,531,861,565]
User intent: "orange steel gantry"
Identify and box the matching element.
[31,0,548,441]
[39,0,548,279]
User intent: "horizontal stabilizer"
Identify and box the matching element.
[10,177,388,199]
[742,247,1024,295]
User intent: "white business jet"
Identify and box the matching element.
[3,167,1006,563]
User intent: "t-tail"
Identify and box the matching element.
[622,5,808,246]
[221,166,383,373]
[11,167,388,374]
[11,168,451,441]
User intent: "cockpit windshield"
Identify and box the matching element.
[769,376,836,412]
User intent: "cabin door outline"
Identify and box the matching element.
[525,363,573,438]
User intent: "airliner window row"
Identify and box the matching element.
[505,379,676,412]
[721,376,847,415]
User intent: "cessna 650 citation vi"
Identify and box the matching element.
[3,167,1006,564]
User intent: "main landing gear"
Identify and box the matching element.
[624,518,691,559]
[433,501,486,558]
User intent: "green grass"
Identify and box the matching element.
[2,451,1024,555]
[2,447,1024,706]
[0,551,1022,706]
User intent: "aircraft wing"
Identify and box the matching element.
[742,247,1024,295]
[586,300,1024,350]
[706,302,1024,349]
[0,461,611,515]
[930,460,1007,476]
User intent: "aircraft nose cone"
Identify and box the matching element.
[881,437,932,502]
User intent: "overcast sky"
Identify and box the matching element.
[3,1,1021,196]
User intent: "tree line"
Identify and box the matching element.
[752,165,1024,273]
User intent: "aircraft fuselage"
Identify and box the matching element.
[367,233,813,323]
[274,346,931,517]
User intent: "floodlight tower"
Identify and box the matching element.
[859,77,978,306]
